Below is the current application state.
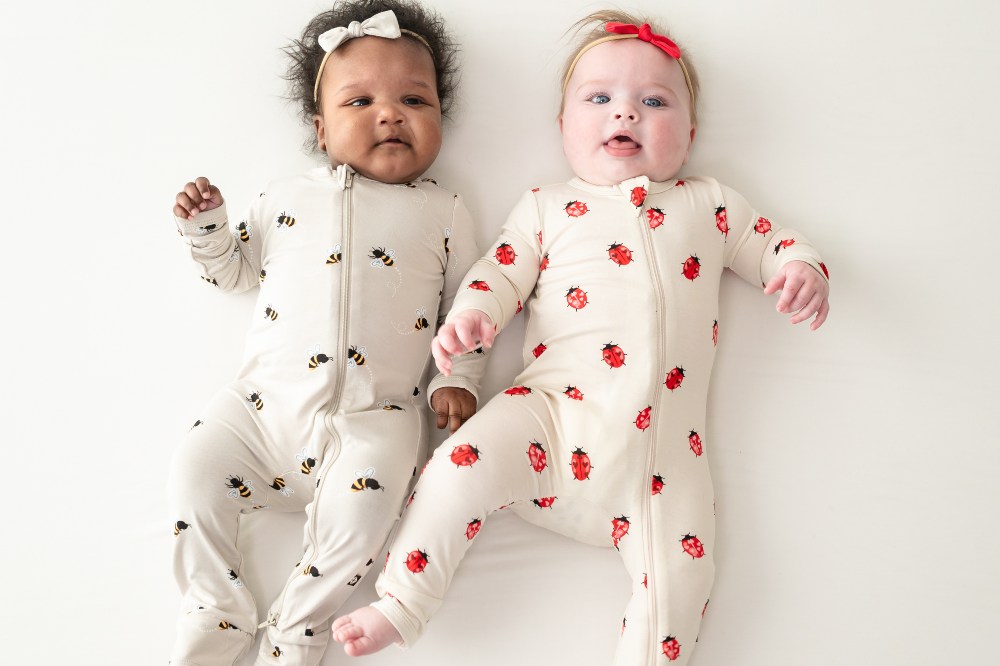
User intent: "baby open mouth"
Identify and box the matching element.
[606,134,640,149]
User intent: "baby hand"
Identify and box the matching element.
[431,310,496,375]
[430,387,477,433]
[173,176,224,221]
[763,261,830,330]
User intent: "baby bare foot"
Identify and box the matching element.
[331,606,401,657]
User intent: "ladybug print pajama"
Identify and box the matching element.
[168,165,485,666]
[370,176,828,665]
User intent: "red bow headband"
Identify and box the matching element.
[561,20,696,110]
[604,21,682,59]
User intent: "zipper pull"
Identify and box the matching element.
[258,610,279,629]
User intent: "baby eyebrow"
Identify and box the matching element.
[333,78,433,97]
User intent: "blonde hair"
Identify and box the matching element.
[559,10,700,125]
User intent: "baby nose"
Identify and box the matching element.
[614,109,637,121]
[377,103,405,124]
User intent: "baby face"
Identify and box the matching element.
[314,37,442,184]
[560,39,695,185]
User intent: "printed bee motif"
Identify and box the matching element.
[174,520,190,536]
[296,450,317,475]
[271,646,283,658]
[227,569,244,589]
[347,345,367,368]
[236,220,252,242]
[348,574,362,586]
[225,476,253,499]
[218,620,239,631]
[264,304,278,321]
[191,420,203,429]
[201,276,218,286]
[259,268,267,282]
[303,565,322,577]
[270,476,293,497]
[443,227,451,256]
[414,308,429,331]
[308,346,333,370]
[351,468,384,492]
[246,390,264,410]
[379,399,404,411]
[276,212,296,228]
[198,224,219,234]
[327,244,342,265]
[369,247,396,267]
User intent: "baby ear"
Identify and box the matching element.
[314,114,327,152]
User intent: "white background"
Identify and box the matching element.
[1,0,997,664]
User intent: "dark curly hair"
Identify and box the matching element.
[285,0,459,152]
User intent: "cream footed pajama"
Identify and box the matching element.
[371,176,828,665]
[168,165,485,666]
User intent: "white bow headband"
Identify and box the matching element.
[313,10,433,103]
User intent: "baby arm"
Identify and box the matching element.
[721,184,830,329]
[172,176,264,293]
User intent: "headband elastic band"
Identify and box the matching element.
[562,23,696,110]
[313,10,434,103]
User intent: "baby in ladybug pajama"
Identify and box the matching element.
[167,6,487,666]
[333,10,830,666]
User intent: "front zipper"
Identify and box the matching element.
[636,192,666,665]
[269,169,354,629]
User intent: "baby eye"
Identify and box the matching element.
[403,97,425,106]
[587,93,611,104]
[349,98,372,107]
[642,97,664,108]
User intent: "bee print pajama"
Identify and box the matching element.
[168,164,486,666]
[370,176,829,665]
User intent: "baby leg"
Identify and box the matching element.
[168,394,303,665]
[333,392,556,654]
[255,417,422,665]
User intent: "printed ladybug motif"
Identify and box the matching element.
[651,474,665,496]
[664,366,685,391]
[564,385,584,401]
[681,533,705,559]
[450,444,481,468]
[754,216,772,235]
[533,497,557,508]
[630,186,647,207]
[611,515,631,549]
[682,255,701,281]
[495,242,516,266]
[688,430,703,457]
[773,238,796,255]
[504,386,532,396]
[515,300,523,314]
[405,549,429,573]
[537,230,543,245]
[467,280,491,291]
[646,207,665,229]
[566,286,589,311]
[634,406,651,431]
[527,440,547,473]
[676,179,686,186]
[702,599,710,617]
[820,261,830,279]
[642,573,648,589]
[405,491,415,508]
[465,519,482,541]
[531,343,547,358]
[714,205,729,238]
[712,320,719,347]
[539,253,550,271]
[601,342,627,368]
[564,200,589,217]
[607,242,633,266]
[570,447,593,481]
[661,636,681,661]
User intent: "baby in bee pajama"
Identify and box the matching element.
[168,5,486,665]
[333,11,831,666]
